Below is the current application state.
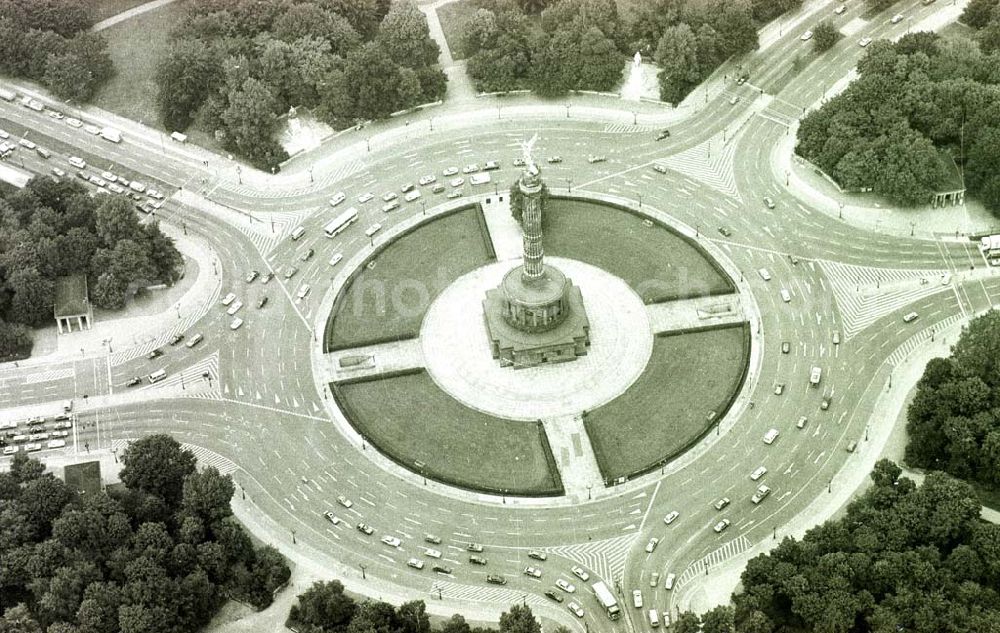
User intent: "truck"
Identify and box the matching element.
[99,127,122,143]
[591,581,620,620]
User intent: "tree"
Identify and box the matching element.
[812,20,840,53]
[0,604,42,633]
[655,23,701,103]
[342,43,405,120]
[180,468,234,524]
[440,614,472,633]
[498,605,539,633]
[961,0,998,28]
[672,611,701,633]
[119,435,197,506]
[155,40,224,132]
[377,0,440,69]
[6,268,54,326]
[345,600,397,633]
[396,601,430,633]
[287,580,357,633]
[220,77,288,171]
[0,319,33,361]
[700,605,735,633]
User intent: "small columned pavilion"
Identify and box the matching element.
[54,274,93,334]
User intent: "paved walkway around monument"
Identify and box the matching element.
[481,197,524,261]
[323,340,425,383]
[646,295,746,334]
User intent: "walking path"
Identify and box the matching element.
[645,296,745,333]
[91,0,180,32]
[540,414,605,499]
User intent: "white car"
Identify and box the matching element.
[797,416,809,429]
[226,300,243,316]
[229,317,244,330]
[632,589,643,608]
[461,164,479,174]
[107,183,125,194]
[0,129,7,139]
[88,176,107,187]
[834,4,846,14]
[650,572,660,587]
[322,511,341,525]
[450,177,464,188]
[329,254,344,267]
[555,579,576,593]
[365,224,382,237]
[101,171,117,183]
[358,192,374,203]
[19,138,36,149]
[665,573,676,590]
[645,537,659,553]
[714,519,731,533]
[65,118,83,128]
[663,510,680,525]
[381,535,402,548]
[296,284,311,300]
[221,292,237,306]
[84,124,101,135]
[523,566,542,578]
[571,566,589,581]
[567,602,584,618]
[780,288,791,302]
[891,13,904,24]
[752,485,772,504]
[404,189,421,202]
[424,548,442,558]
[758,268,772,281]
[68,156,86,169]
[800,30,813,41]
[859,37,873,47]
[407,558,424,570]
[763,428,780,444]
[336,495,353,508]
[418,174,436,186]
[382,192,398,202]
[329,192,346,206]
[47,110,63,119]
[750,466,767,481]
[442,167,458,176]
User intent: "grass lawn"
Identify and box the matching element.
[89,0,154,23]
[91,0,181,131]
[334,371,562,495]
[544,198,734,302]
[435,0,480,61]
[584,325,749,481]
[326,207,493,351]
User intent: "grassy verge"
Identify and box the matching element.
[334,371,562,495]
[435,0,480,61]
[326,206,493,351]
[584,325,749,481]
[543,198,733,302]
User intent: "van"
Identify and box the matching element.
[148,369,167,384]
[648,609,659,628]
[35,147,51,159]
[185,333,203,348]
[170,131,187,143]
[290,226,306,241]
[470,173,491,185]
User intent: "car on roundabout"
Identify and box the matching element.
[567,602,585,618]
[486,575,506,585]
[424,534,442,544]
[650,572,660,587]
[714,518,732,533]
[147,348,163,360]
[229,317,244,330]
[469,555,487,565]
[632,589,643,608]
[443,166,459,176]
[168,334,184,345]
[466,543,484,552]
[645,537,659,553]
[781,341,791,354]
[381,535,401,548]
[337,495,353,508]
[718,226,732,237]
[382,192,398,202]
[245,270,259,283]
[125,376,142,388]
[418,174,436,185]
[358,192,374,203]
[462,164,479,174]
[261,272,272,284]
[544,589,563,603]
[751,485,771,504]
[528,551,547,561]
[523,566,542,578]
[571,566,589,581]
[665,573,676,590]
[821,395,832,410]
[555,579,575,593]
[714,497,731,510]
[433,565,453,574]
[774,383,785,395]
[656,129,670,140]
[750,466,767,481]
[797,416,808,429]
[356,523,374,535]
[447,191,462,199]
[257,296,268,309]
[322,511,341,525]
[652,164,667,174]
[664,510,680,524]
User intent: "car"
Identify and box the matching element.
[714,519,731,533]
[859,37,873,47]
[329,192,346,206]
[364,224,382,237]
[763,196,775,209]
[101,171,117,183]
[221,292,237,306]
[261,272,273,284]
[656,129,670,140]
[800,30,813,41]
[257,296,268,309]
[84,124,101,135]
[322,511,341,525]
[650,572,660,587]
[226,300,243,316]
[780,288,791,302]
[645,537,659,553]
[404,190,421,202]
[148,190,165,200]
[664,573,676,590]
[903,312,918,323]
[418,174,436,186]
[752,485,771,504]
[300,248,314,262]
[524,566,542,578]
[75,170,88,181]
[117,177,131,187]
[88,176,106,187]
[512,157,526,167]
[546,156,563,164]
[381,535,401,547]
[544,589,564,603]
[432,183,445,194]
[443,167,459,176]
[450,177,464,188]
[424,548,442,558]
[2,446,17,456]
[147,348,163,360]
[718,226,732,237]
[245,270,259,283]
[528,551,547,561]
[846,440,858,453]
[446,191,462,199]
[781,341,791,354]
[382,192,398,202]
[424,534,442,544]
[432,565,453,574]
[466,543,484,552]
[833,331,841,345]
[284,266,298,279]
[891,14,904,24]
[555,579,576,593]
[834,4,846,14]
[18,138,36,150]
[107,183,125,194]
[774,383,785,395]
[758,268,772,281]
[50,167,66,178]
[358,192,374,203]
[652,164,667,174]
[229,317,244,330]
[407,558,425,570]
[821,396,831,410]
[125,376,142,388]
[486,575,507,585]
[736,75,747,85]
[797,416,808,429]
[0,129,8,140]
[714,497,731,510]
[337,495,353,508]
[66,118,83,128]
[461,164,479,173]
[664,510,680,525]
[567,602,584,618]
[632,589,643,608]
[587,155,607,163]
[400,183,415,193]
[729,94,739,105]
[764,428,780,444]
[168,334,184,345]
[382,201,400,213]
[571,566,590,581]
[483,160,500,171]
[357,523,374,535]
[185,334,204,348]
[469,555,487,565]
[750,466,767,481]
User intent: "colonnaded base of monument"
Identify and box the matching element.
[421,257,653,420]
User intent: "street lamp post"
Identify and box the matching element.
[839,202,844,219]
[828,479,832,493]
[236,165,242,185]
[359,563,367,579]
[291,529,297,544]
[587,484,593,500]
[308,167,314,184]
[566,178,572,192]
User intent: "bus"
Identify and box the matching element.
[980,234,1000,265]
[324,207,359,238]
[592,581,620,620]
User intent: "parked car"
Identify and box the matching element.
[714,519,732,533]
[528,551,547,561]
[555,579,575,593]
[714,497,731,510]
[337,495,353,508]
[356,523,374,535]
[168,334,184,345]
[125,376,142,388]
[645,537,659,553]
[147,348,163,360]
[523,566,542,578]
[245,270,259,283]
[656,129,670,140]
[322,511,341,525]
[571,566,589,581]
[381,535,401,547]
[663,510,680,524]
[466,543,484,552]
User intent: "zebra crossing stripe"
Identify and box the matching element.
[886,313,964,367]
[675,535,751,592]
[542,534,637,587]
[602,123,658,134]
[660,135,741,202]
[23,367,74,384]
[429,579,550,606]
[180,442,239,475]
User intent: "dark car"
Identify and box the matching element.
[781,341,791,354]
[546,156,563,164]
[125,376,142,388]
[717,227,731,237]
[245,270,259,283]
[656,129,670,140]
[168,334,184,345]
[528,551,547,561]
[257,296,268,309]
[261,272,273,284]
[432,565,453,574]
[486,575,507,585]
[544,590,564,603]
[147,349,163,360]
[356,523,374,535]
[284,266,298,279]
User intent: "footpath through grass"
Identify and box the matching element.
[435,0,479,61]
[334,371,562,495]
[326,206,493,351]
[584,325,749,481]
[543,198,734,302]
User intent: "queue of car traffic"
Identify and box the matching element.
[0,402,74,456]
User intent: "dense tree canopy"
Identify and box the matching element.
[156,0,446,170]
[732,460,1000,633]
[796,31,1000,212]
[0,439,289,632]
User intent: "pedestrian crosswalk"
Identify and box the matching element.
[675,535,751,591]
[428,578,549,608]
[657,135,741,202]
[886,313,964,367]
[235,208,317,256]
[22,367,74,385]
[181,442,240,476]
[541,534,637,588]
[603,123,659,134]
[137,352,221,398]
[819,260,951,341]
